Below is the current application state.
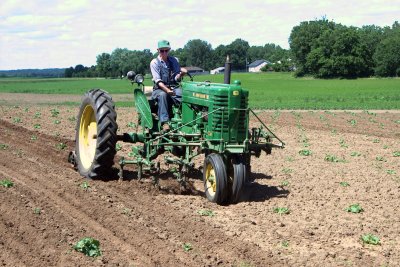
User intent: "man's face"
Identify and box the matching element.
[158,47,170,59]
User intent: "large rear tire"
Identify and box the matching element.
[203,153,228,204]
[75,89,118,179]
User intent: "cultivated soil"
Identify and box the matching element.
[1,94,400,266]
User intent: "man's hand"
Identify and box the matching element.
[167,88,175,96]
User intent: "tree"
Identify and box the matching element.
[96,53,111,77]
[226,38,250,70]
[183,39,213,70]
[374,23,400,76]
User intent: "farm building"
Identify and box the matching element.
[248,59,271,72]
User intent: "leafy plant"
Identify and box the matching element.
[393,151,400,157]
[273,207,290,215]
[281,180,290,187]
[345,204,364,213]
[13,117,21,123]
[56,143,67,150]
[0,144,9,150]
[122,208,132,216]
[197,209,215,217]
[31,135,38,140]
[340,181,350,187]
[34,112,41,118]
[34,124,41,129]
[386,170,396,175]
[80,181,90,191]
[372,139,380,143]
[281,240,289,247]
[375,156,386,162]
[299,149,312,156]
[0,179,14,188]
[54,120,61,124]
[350,151,361,157]
[285,156,294,162]
[325,154,345,162]
[126,122,136,128]
[348,119,357,126]
[51,108,60,117]
[282,168,293,174]
[68,116,76,122]
[33,208,41,214]
[361,234,380,245]
[182,243,193,252]
[116,143,122,151]
[339,138,348,148]
[73,237,102,257]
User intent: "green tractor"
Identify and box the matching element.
[70,62,284,204]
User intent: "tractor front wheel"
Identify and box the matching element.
[75,89,118,179]
[203,153,228,204]
[230,154,247,203]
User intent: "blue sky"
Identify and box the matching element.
[0,0,399,70]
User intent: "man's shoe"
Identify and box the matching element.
[162,123,170,132]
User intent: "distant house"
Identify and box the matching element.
[210,67,225,75]
[183,66,205,75]
[248,60,271,72]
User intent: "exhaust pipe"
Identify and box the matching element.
[224,55,231,84]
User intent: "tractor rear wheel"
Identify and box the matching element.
[230,154,247,203]
[75,89,118,179]
[203,153,228,204]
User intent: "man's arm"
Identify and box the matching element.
[150,58,175,95]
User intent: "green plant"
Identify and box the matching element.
[281,180,290,186]
[350,151,361,157]
[373,139,380,143]
[31,135,38,140]
[299,149,312,156]
[54,119,61,124]
[80,181,90,191]
[34,124,41,129]
[0,179,14,188]
[282,168,293,174]
[34,112,41,118]
[339,138,348,148]
[325,154,345,162]
[386,170,396,175]
[348,119,357,126]
[331,129,337,135]
[0,144,9,150]
[281,240,289,247]
[361,234,380,245]
[340,181,350,187]
[375,156,386,162]
[116,143,122,151]
[33,208,41,214]
[122,208,132,216]
[56,143,67,150]
[51,108,60,117]
[197,209,215,217]
[285,156,294,162]
[273,207,290,215]
[68,116,76,122]
[13,117,21,123]
[126,122,136,128]
[182,243,193,252]
[345,204,364,213]
[393,151,400,157]
[73,237,102,257]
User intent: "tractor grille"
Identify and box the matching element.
[212,95,229,132]
[238,94,248,135]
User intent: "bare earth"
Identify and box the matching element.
[1,95,400,266]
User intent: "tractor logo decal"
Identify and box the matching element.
[193,93,209,99]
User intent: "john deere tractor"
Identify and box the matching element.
[70,60,284,204]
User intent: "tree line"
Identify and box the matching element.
[11,18,394,79]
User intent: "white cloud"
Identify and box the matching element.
[0,0,399,69]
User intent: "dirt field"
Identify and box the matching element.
[1,96,400,266]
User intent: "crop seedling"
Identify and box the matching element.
[24,107,29,112]
[299,149,312,156]
[0,179,14,188]
[345,204,364,213]
[393,151,400,157]
[34,124,41,129]
[126,122,136,128]
[116,143,122,151]
[31,135,38,140]
[51,108,60,117]
[383,145,389,149]
[80,181,90,191]
[286,156,294,162]
[0,144,9,150]
[325,154,346,163]
[350,151,361,157]
[281,180,290,187]
[339,138,348,148]
[56,143,67,150]
[273,207,290,215]
[33,208,41,215]
[373,139,380,143]
[340,181,350,187]
[361,234,380,245]
[282,168,293,174]
[73,237,102,257]
[281,240,289,247]
[34,112,41,118]
[182,243,193,252]
[387,170,396,175]
[197,209,215,217]
[122,208,132,216]
[375,156,386,162]
[13,117,21,123]
[348,119,357,126]
[54,120,61,124]
[68,116,76,122]
[331,129,337,135]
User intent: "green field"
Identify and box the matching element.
[1,73,399,109]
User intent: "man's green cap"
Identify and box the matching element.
[158,40,171,49]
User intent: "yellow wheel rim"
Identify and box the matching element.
[79,105,97,169]
[205,163,217,197]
